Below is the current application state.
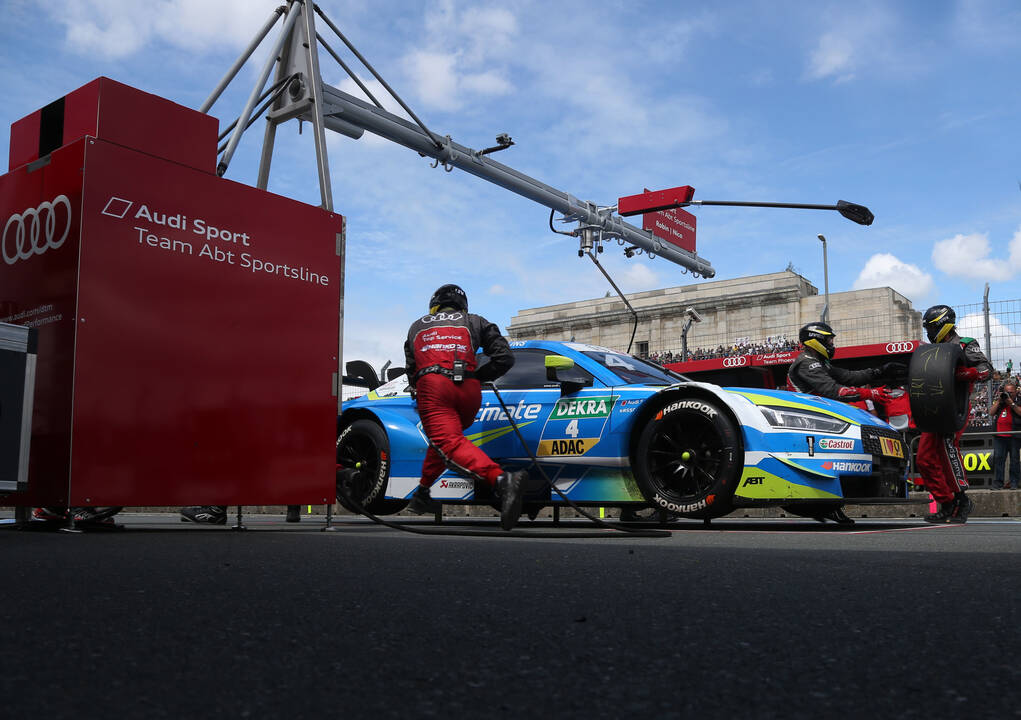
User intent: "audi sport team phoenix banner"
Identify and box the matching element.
[0,78,341,508]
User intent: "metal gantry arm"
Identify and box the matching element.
[202,0,716,277]
[315,85,716,276]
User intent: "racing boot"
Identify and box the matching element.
[180,505,228,525]
[949,493,974,524]
[924,501,955,524]
[32,507,69,523]
[406,485,440,515]
[496,470,527,531]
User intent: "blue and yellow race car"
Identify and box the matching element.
[336,340,909,519]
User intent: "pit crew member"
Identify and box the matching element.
[404,284,527,530]
[786,321,905,524]
[787,322,904,403]
[916,304,991,523]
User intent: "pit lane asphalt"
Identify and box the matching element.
[2,514,1020,719]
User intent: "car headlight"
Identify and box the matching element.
[758,405,850,434]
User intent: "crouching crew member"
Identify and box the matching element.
[404,284,528,530]
[786,321,905,525]
[917,305,991,524]
[787,322,903,403]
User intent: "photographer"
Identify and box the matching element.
[990,381,1021,490]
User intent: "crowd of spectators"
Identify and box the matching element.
[642,335,799,365]
[967,368,1018,428]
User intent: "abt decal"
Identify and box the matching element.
[822,461,871,473]
[818,438,854,451]
[552,396,615,419]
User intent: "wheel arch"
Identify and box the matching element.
[628,385,746,465]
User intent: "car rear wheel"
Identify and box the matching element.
[633,397,742,519]
[336,419,408,515]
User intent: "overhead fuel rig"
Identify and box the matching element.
[205,1,873,351]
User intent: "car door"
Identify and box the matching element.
[471,348,600,463]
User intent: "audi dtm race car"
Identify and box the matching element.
[336,341,910,520]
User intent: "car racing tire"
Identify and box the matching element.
[907,342,968,434]
[336,419,408,516]
[633,397,742,519]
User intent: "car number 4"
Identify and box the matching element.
[565,419,580,438]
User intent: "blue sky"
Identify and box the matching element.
[3,0,1020,368]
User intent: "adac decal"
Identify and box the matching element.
[552,396,615,420]
[962,451,991,472]
[538,438,599,457]
[818,438,854,450]
[822,460,871,473]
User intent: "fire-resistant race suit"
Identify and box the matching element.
[786,348,892,403]
[915,332,992,507]
[404,309,515,491]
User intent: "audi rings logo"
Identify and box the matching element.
[885,342,915,354]
[2,195,73,265]
[722,356,748,368]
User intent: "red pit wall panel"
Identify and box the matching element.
[1,138,340,507]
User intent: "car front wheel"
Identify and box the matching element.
[633,397,742,519]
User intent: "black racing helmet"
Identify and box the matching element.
[799,321,836,359]
[429,284,468,314]
[922,304,956,343]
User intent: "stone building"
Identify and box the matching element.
[506,271,921,357]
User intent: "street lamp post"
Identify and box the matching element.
[818,234,830,323]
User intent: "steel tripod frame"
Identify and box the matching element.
[196,1,716,277]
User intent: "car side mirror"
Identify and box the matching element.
[545,355,588,395]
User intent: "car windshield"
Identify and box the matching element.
[582,351,687,385]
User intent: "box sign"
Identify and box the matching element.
[617,185,695,217]
[1,79,340,507]
[643,206,696,254]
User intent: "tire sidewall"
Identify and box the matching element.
[908,343,968,434]
[336,420,391,508]
[634,397,742,517]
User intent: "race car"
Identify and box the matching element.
[336,340,910,520]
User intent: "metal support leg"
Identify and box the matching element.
[323,502,334,531]
[233,506,247,531]
[14,506,30,526]
[553,505,560,525]
[433,504,443,524]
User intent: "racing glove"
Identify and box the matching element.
[955,366,982,382]
[839,386,890,402]
[880,361,908,380]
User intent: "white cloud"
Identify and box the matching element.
[931,231,1017,282]
[806,31,857,82]
[45,0,281,60]
[957,313,1021,369]
[853,253,934,301]
[489,284,506,295]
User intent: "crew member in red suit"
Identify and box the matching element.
[916,305,991,523]
[404,284,527,530]
[786,321,906,524]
